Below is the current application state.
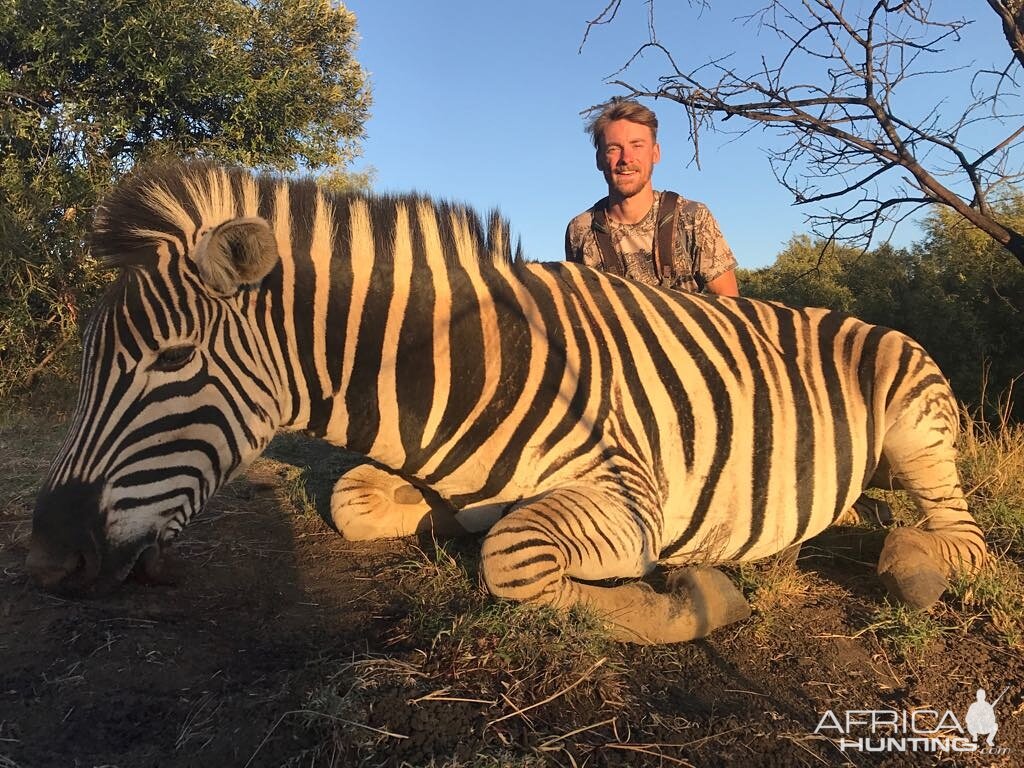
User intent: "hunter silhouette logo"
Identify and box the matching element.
[965,687,1006,747]
[813,685,1013,754]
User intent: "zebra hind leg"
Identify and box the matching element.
[330,463,469,541]
[875,400,988,609]
[479,486,750,644]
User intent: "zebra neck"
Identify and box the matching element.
[275,197,528,483]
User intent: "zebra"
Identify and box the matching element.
[27,161,987,644]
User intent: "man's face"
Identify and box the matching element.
[596,119,661,199]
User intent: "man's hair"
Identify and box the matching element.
[586,98,659,149]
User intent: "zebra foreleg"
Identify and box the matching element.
[479,487,750,644]
[329,463,469,541]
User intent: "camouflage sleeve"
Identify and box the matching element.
[689,203,737,283]
[564,212,594,264]
[565,221,580,262]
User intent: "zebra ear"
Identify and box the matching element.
[193,217,279,294]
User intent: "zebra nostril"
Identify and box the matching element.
[25,543,73,589]
[26,536,101,592]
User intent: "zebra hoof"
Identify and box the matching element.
[877,527,948,609]
[573,568,750,645]
[666,567,751,634]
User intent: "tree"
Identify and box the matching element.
[584,1,1024,266]
[0,0,370,398]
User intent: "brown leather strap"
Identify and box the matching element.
[590,199,626,276]
[654,191,679,284]
[591,193,685,284]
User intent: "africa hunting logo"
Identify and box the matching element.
[813,686,1011,754]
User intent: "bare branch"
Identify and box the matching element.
[579,0,624,54]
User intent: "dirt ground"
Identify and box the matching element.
[1,423,1021,767]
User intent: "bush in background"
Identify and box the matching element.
[0,0,371,400]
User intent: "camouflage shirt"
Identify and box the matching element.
[564,191,737,292]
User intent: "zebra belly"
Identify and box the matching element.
[657,515,832,566]
[658,475,855,566]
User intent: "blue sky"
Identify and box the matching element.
[345,2,1014,268]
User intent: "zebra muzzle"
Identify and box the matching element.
[25,531,102,593]
[27,480,174,593]
[26,534,171,593]
[27,480,107,593]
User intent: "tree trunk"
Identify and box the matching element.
[986,0,1024,71]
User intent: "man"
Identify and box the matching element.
[565,98,739,296]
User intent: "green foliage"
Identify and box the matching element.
[0,0,370,398]
[740,235,856,312]
[739,201,1024,419]
[317,165,376,195]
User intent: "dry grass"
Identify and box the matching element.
[274,542,635,766]
[736,548,820,613]
[947,559,1024,648]
[960,404,1024,558]
[278,465,320,519]
[0,412,65,510]
[844,402,1024,654]
[731,548,838,642]
[951,401,1024,648]
[392,542,625,704]
[862,601,948,661]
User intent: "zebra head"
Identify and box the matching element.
[27,165,285,593]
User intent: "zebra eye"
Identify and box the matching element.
[152,345,196,372]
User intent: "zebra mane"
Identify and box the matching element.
[90,160,520,271]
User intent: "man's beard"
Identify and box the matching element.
[606,166,650,198]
